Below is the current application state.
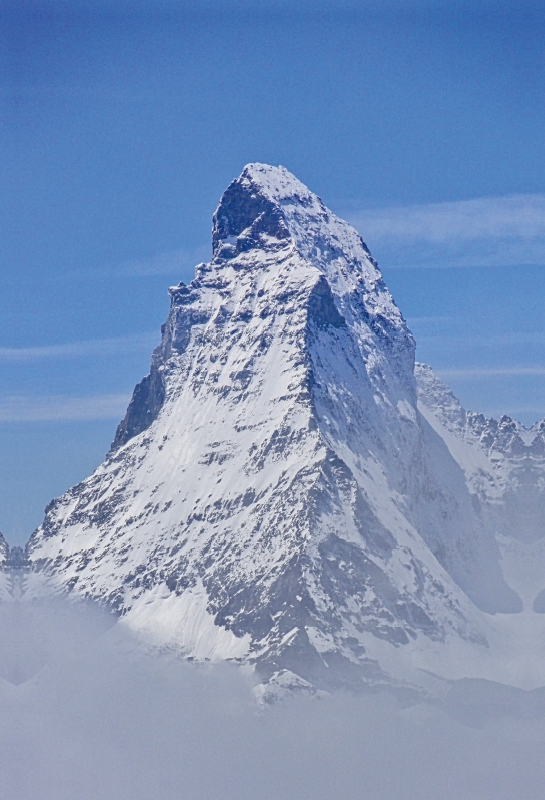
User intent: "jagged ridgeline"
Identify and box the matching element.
[23,165,545,700]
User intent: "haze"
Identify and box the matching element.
[1,595,545,800]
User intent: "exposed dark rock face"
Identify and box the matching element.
[212,174,291,259]
[111,360,166,451]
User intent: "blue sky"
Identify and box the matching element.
[1,0,544,543]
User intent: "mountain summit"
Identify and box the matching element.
[25,165,545,699]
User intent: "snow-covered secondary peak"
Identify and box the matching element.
[23,165,545,700]
[416,362,545,547]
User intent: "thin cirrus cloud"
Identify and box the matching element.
[100,245,212,278]
[0,332,158,362]
[437,367,545,379]
[347,194,545,269]
[415,332,545,347]
[406,316,458,325]
[0,333,151,421]
[0,394,131,422]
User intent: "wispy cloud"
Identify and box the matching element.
[437,367,545,379]
[406,316,458,325]
[417,331,545,347]
[0,394,130,422]
[0,332,158,362]
[347,194,545,269]
[101,245,211,278]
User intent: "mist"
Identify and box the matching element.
[0,596,543,800]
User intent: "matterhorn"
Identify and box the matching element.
[23,164,545,699]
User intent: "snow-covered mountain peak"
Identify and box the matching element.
[229,162,314,205]
[213,162,374,271]
[108,164,416,454]
[212,164,403,325]
[24,165,545,700]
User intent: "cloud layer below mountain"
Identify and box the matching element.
[1,597,545,800]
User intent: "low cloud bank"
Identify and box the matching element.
[1,597,545,800]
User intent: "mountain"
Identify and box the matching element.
[24,164,545,699]
[416,363,545,549]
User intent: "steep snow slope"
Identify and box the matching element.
[25,165,532,695]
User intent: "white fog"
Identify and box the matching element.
[0,596,543,800]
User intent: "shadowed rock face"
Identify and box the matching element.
[111,364,166,451]
[212,174,291,259]
[22,164,545,700]
[308,277,347,330]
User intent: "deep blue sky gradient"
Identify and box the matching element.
[1,0,544,542]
